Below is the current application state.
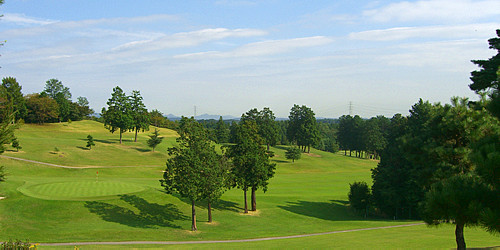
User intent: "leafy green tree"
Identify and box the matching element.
[24,93,59,124]
[101,86,133,144]
[129,90,150,142]
[226,119,276,212]
[422,174,488,250]
[150,109,165,127]
[11,137,21,152]
[288,104,320,153]
[42,79,71,100]
[76,96,94,119]
[240,108,279,150]
[285,146,301,163]
[147,128,163,152]
[86,135,95,150]
[337,115,354,156]
[258,108,279,151]
[0,112,15,153]
[215,116,229,143]
[470,29,500,118]
[160,117,223,230]
[0,77,27,121]
[348,181,371,217]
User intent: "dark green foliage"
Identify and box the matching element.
[470,29,500,119]
[285,146,301,163]
[317,121,339,153]
[422,174,488,250]
[348,181,371,214]
[24,94,58,124]
[0,239,33,249]
[0,113,16,153]
[0,77,27,121]
[129,90,150,142]
[288,104,320,153]
[86,135,95,150]
[215,116,229,143]
[102,86,133,144]
[11,137,21,152]
[147,128,163,152]
[226,119,276,212]
[241,107,279,151]
[160,117,227,230]
[470,126,500,233]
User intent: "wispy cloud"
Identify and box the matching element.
[175,36,333,59]
[349,23,500,41]
[364,0,500,23]
[2,13,56,26]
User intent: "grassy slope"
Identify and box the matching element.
[0,121,498,249]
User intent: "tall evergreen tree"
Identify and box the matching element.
[0,77,27,121]
[147,128,163,152]
[215,116,229,143]
[129,90,150,142]
[470,29,500,118]
[101,86,133,144]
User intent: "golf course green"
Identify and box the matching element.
[0,120,498,249]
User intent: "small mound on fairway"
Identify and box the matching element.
[19,181,147,200]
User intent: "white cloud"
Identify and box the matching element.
[364,0,500,23]
[175,36,333,59]
[111,28,267,53]
[1,13,56,25]
[349,23,500,41]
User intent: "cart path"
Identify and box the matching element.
[0,155,161,169]
[39,223,425,246]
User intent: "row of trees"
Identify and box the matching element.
[101,87,150,143]
[161,116,275,231]
[0,77,93,124]
[337,115,389,159]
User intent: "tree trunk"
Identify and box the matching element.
[191,199,197,231]
[207,201,212,223]
[344,150,347,156]
[119,129,123,144]
[455,222,466,250]
[244,189,248,213]
[251,186,256,211]
[267,143,270,151]
[134,128,138,142]
[349,150,352,157]
[307,145,310,153]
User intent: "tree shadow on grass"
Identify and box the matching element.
[84,194,188,228]
[278,199,359,221]
[167,192,242,212]
[133,147,151,153]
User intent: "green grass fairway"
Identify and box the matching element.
[18,181,147,200]
[0,120,498,248]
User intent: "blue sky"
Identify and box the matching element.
[0,0,499,118]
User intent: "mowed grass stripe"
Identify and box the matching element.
[19,181,147,200]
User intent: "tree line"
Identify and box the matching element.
[0,78,93,124]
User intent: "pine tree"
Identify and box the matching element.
[86,135,95,150]
[147,128,163,152]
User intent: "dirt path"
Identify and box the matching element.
[39,223,425,246]
[0,155,160,169]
